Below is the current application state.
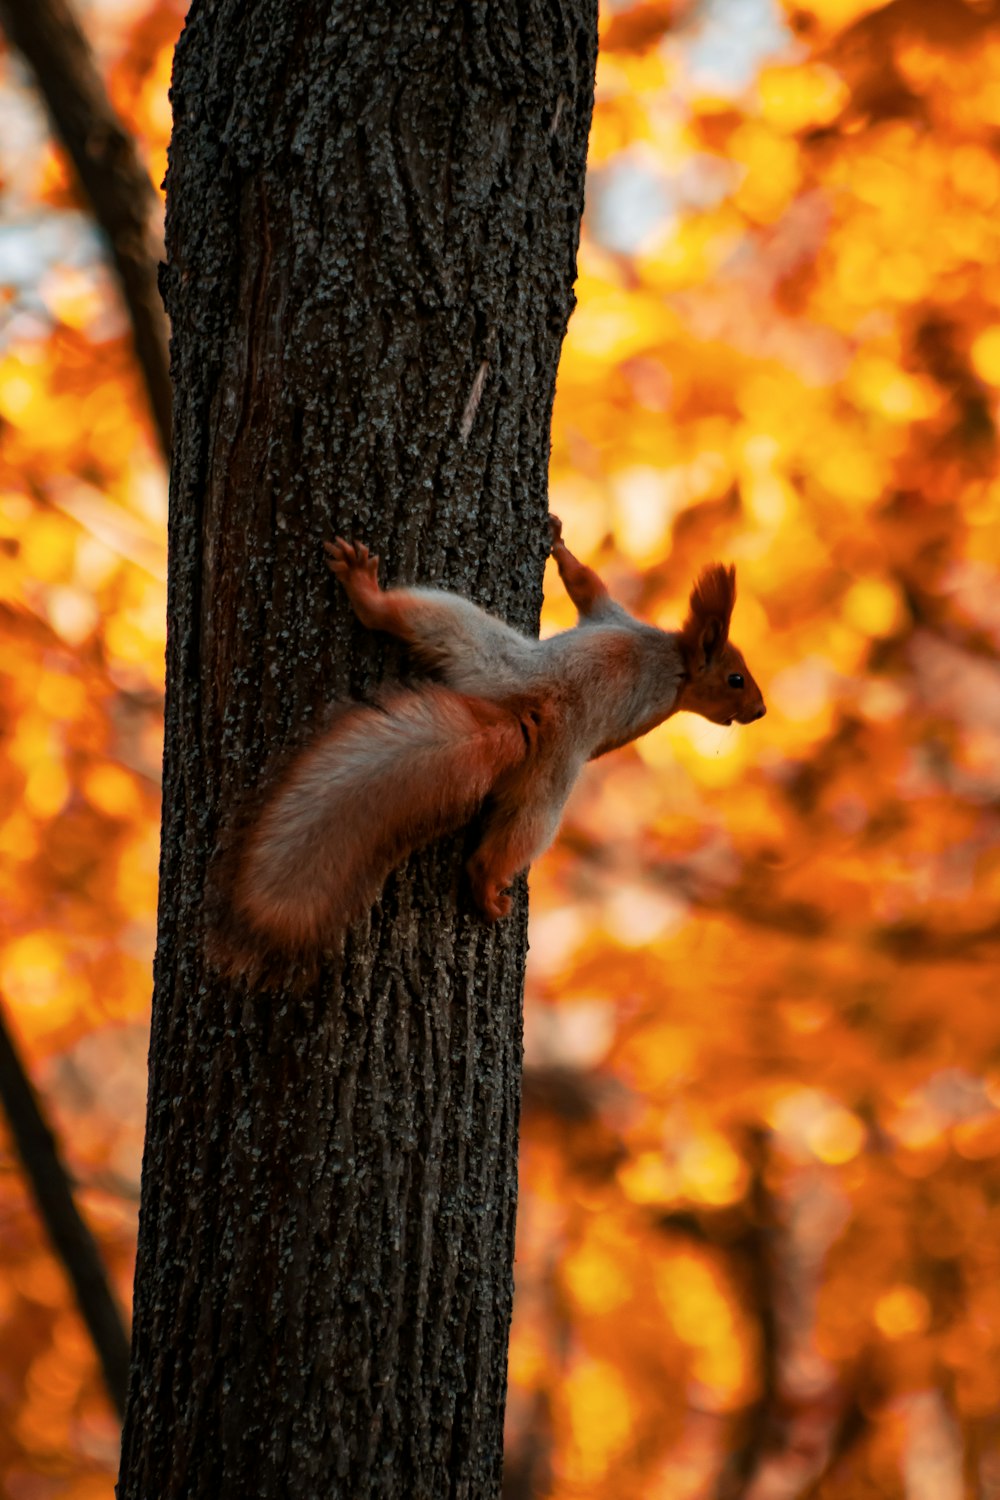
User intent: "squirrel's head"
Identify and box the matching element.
[675,564,766,727]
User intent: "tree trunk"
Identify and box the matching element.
[117,3,597,1497]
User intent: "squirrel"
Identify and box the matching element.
[216,517,764,973]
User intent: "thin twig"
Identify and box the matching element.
[0,0,172,459]
[0,996,130,1418]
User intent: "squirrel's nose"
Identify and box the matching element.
[751,704,766,720]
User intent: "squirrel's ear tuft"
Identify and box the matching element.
[681,563,736,665]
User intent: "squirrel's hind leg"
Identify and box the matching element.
[467,809,547,921]
[466,754,575,921]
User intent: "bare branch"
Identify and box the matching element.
[0,0,172,459]
[0,996,130,1418]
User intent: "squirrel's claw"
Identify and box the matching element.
[324,538,380,578]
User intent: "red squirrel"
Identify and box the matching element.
[219,517,764,971]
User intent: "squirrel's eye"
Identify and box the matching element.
[727,673,744,689]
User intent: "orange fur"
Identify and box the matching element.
[674,563,764,727]
[227,684,543,964]
[214,526,765,974]
[680,563,736,657]
[549,515,609,616]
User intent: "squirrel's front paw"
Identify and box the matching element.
[324,537,380,581]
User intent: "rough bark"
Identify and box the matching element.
[117,3,597,1498]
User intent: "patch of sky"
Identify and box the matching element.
[677,0,792,97]
[0,215,107,349]
[588,0,792,255]
[0,216,105,289]
[588,148,735,255]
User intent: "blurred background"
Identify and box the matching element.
[3,0,1000,1495]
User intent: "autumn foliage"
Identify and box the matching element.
[2,0,1000,1494]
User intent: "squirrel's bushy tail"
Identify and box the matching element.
[217,683,542,973]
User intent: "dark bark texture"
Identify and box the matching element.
[118,3,597,1498]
